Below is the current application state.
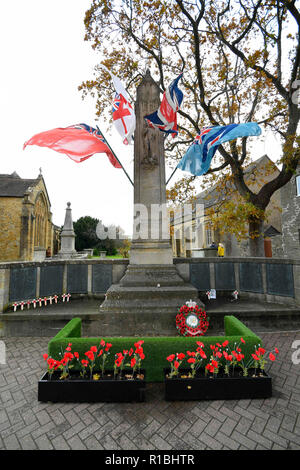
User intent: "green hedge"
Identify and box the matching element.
[48,316,262,382]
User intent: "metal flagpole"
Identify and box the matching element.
[166,167,178,186]
[96,125,134,187]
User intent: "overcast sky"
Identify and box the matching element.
[0,1,283,235]
[0,0,136,234]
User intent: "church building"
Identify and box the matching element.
[0,171,57,261]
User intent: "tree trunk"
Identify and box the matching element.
[248,218,265,257]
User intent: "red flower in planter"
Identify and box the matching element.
[105,343,112,352]
[187,351,196,357]
[199,349,207,359]
[257,347,266,356]
[174,360,180,369]
[135,346,143,356]
[43,353,48,361]
[64,352,74,361]
[115,357,123,367]
[249,344,279,374]
[90,346,97,353]
[167,354,175,362]
[85,351,95,361]
[177,353,185,361]
[131,357,136,368]
[47,358,55,368]
[206,364,215,373]
[187,357,196,364]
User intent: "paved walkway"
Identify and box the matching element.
[0,330,299,450]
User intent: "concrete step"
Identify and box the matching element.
[1,298,300,337]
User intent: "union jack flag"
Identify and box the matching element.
[177,122,262,176]
[144,73,184,137]
[23,123,122,168]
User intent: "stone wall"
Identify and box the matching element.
[281,167,300,258]
[174,257,299,306]
[0,197,23,261]
[0,257,299,313]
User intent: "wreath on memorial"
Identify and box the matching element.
[176,301,209,337]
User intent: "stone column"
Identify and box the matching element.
[0,268,10,313]
[130,70,173,265]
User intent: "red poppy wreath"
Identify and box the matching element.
[176,301,209,337]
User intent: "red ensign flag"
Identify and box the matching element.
[23,123,122,168]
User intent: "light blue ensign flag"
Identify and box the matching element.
[177,122,262,176]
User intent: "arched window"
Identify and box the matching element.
[34,193,48,248]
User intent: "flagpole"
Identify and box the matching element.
[166,167,178,186]
[96,125,134,187]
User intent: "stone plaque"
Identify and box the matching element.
[190,263,211,291]
[266,264,294,297]
[239,262,263,293]
[92,264,112,293]
[215,262,235,290]
[67,264,88,294]
[40,265,64,297]
[9,267,37,302]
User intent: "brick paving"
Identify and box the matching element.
[0,330,299,450]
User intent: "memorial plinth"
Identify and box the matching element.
[99,71,203,335]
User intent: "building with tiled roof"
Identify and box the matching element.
[0,171,58,261]
[171,155,283,258]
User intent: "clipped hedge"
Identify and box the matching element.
[48,316,262,382]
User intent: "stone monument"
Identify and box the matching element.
[99,71,203,335]
[57,202,77,259]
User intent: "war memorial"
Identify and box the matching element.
[0,71,299,452]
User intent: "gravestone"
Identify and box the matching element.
[99,71,202,335]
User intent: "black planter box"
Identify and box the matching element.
[164,368,272,401]
[38,370,146,403]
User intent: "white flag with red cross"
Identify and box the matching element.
[100,64,136,145]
